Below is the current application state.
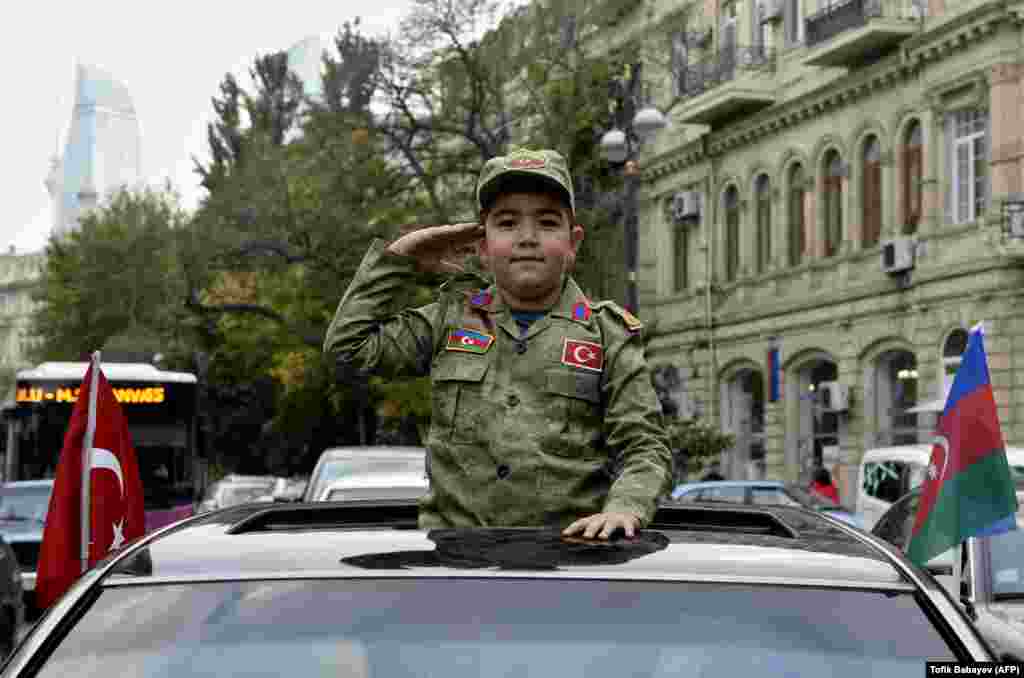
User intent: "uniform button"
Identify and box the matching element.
[496,464,511,479]
[515,340,527,355]
[506,393,520,407]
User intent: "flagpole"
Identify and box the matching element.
[80,351,100,575]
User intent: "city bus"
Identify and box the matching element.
[4,362,203,532]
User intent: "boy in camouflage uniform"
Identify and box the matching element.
[324,148,673,539]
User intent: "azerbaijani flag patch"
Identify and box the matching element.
[446,327,495,354]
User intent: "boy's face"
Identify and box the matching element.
[479,192,584,307]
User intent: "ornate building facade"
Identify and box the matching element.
[610,0,1024,502]
[0,252,44,396]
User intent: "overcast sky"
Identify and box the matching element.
[2,1,421,253]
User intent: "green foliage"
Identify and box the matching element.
[30,186,192,362]
[664,418,735,485]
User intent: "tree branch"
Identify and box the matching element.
[185,288,324,349]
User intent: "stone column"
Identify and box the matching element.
[990,63,1024,203]
[739,197,753,278]
[804,179,818,259]
[881,148,896,240]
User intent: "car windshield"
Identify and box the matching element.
[221,485,273,505]
[312,457,423,497]
[0,485,52,522]
[37,579,954,677]
[988,514,1024,600]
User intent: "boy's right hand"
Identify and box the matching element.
[388,223,485,274]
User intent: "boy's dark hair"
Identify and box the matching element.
[813,467,832,485]
[480,175,574,223]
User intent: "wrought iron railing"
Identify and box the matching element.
[677,46,776,99]
[805,0,883,48]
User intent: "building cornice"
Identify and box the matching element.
[904,0,1018,67]
[649,251,1020,340]
[643,1,1017,175]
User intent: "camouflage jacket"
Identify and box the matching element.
[324,239,673,528]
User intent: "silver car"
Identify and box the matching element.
[317,472,428,502]
[198,475,277,512]
[2,501,993,676]
[303,446,426,502]
[872,482,1024,661]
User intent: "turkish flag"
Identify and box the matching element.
[36,360,145,609]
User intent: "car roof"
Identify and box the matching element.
[674,480,786,493]
[101,502,912,591]
[317,446,425,460]
[861,445,1024,466]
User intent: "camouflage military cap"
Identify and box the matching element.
[476,148,575,216]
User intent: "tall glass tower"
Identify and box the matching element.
[45,64,142,238]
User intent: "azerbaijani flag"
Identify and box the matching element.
[906,323,1019,566]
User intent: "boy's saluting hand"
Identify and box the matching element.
[387,223,484,274]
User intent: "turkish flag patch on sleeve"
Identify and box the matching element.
[562,338,604,372]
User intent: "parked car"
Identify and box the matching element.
[857,445,1024,531]
[0,534,23,659]
[317,472,428,502]
[269,476,307,503]
[871,479,1024,661]
[197,475,276,513]
[3,500,993,676]
[670,480,863,528]
[0,480,53,611]
[303,446,427,502]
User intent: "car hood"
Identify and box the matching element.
[987,601,1024,628]
[0,521,44,542]
[977,602,1024,658]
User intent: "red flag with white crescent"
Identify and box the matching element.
[36,358,145,609]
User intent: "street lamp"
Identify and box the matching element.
[599,62,668,316]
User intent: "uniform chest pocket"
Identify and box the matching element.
[543,368,603,456]
[432,356,492,443]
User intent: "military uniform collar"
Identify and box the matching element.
[464,277,593,340]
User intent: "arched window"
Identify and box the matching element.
[755,175,771,274]
[824,150,843,257]
[724,186,740,281]
[903,121,923,234]
[788,164,805,266]
[862,136,882,247]
[942,328,968,394]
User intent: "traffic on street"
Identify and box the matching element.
[3,0,1024,674]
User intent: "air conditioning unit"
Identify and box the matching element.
[818,381,849,412]
[671,191,701,221]
[1009,208,1024,238]
[880,238,915,274]
[759,0,783,22]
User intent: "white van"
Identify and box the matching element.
[857,444,1024,531]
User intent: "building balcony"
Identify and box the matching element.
[674,46,778,127]
[803,0,918,67]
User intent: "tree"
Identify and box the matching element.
[30,186,193,363]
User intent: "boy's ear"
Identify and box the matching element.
[571,223,585,251]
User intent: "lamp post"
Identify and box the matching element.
[599,62,668,316]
